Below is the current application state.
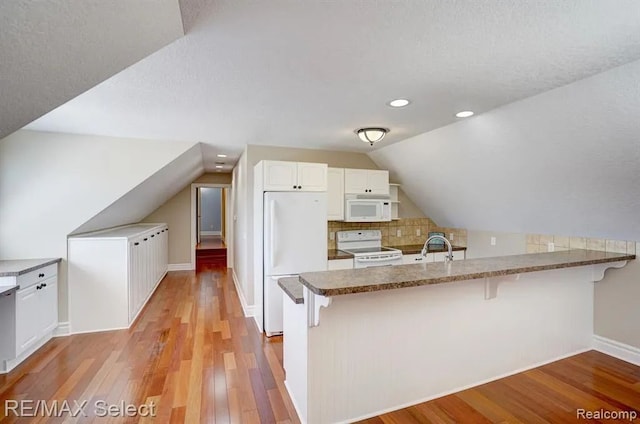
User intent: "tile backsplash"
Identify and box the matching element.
[328,219,467,249]
[526,233,636,255]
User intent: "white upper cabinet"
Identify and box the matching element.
[327,168,345,220]
[262,161,327,192]
[297,162,328,191]
[344,169,389,195]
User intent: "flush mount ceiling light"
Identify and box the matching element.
[388,98,410,108]
[356,127,389,146]
[455,110,474,118]
[216,154,227,158]
[215,165,223,169]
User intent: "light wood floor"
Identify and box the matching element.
[1,267,640,423]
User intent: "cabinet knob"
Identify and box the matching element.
[293,185,296,189]
[134,242,139,246]
[151,235,155,238]
[36,285,41,290]
[42,283,47,287]
[38,273,44,278]
[144,238,148,241]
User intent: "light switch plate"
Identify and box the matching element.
[329,232,335,240]
[548,242,555,252]
[396,229,402,237]
[490,236,496,246]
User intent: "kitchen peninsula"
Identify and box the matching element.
[281,249,635,424]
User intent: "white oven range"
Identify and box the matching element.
[337,230,403,269]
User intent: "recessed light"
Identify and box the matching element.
[455,110,474,118]
[217,154,227,158]
[388,99,410,108]
[215,165,223,169]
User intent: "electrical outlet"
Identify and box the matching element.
[396,229,402,237]
[548,242,555,252]
[490,236,496,246]
[449,233,454,240]
[329,232,335,240]
[416,228,421,236]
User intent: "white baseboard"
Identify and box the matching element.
[53,321,70,337]
[593,335,640,366]
[232,269,255,318]
[200,231,221,236]
[344,347,593,424]
[284,380,307,424]
[168,263,194,271]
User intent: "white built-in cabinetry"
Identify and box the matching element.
[0,260,60,374]
[402,251,466,264]
[389,183,400,220]
[327,168,345,220]
[344,169,389,195]
[327,259,354,270]
[68,223,168,334]
[262,160,327,191]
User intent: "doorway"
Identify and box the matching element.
[192,184,231,271]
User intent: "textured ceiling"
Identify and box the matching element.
[0,0,184,140]
[24,0,640,170]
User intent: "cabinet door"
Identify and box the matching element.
[263,161,298,191]
[15,285,40,355]
[327,259,354,270]
[344,169,369,194]
[402,254,426,265]
[39,278,58,336]
[433,251,465,262]
[297,163,327,191]
[367,170,390,195]
[327,168,344,220]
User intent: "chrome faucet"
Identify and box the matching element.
[421,235,454,262]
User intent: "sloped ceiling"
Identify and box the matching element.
[0,0,184,140]
[25,1,640,167]
[73,143,204,234]
[369,59,640,241]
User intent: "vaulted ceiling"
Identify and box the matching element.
[21,1,640,170]
[0,0,184,140]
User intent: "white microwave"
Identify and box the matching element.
[344,195,391,222]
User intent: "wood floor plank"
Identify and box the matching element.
[2,266,640,424]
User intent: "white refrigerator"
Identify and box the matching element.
[263,191,327,336]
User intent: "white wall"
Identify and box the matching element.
[231,150,252,309]
[370,59,640,242]
[0,130,197,321]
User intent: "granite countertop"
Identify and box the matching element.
[0,258,62,277]
[328,249,354,260]
[278,277,304,304]
[303,249,636,297]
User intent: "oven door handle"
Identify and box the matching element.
[355,255,402,263]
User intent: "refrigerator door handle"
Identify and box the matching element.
[270,199,276,269]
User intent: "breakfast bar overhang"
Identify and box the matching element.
[280,249,635,424]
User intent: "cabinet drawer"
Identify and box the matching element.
[17,264,58,289]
